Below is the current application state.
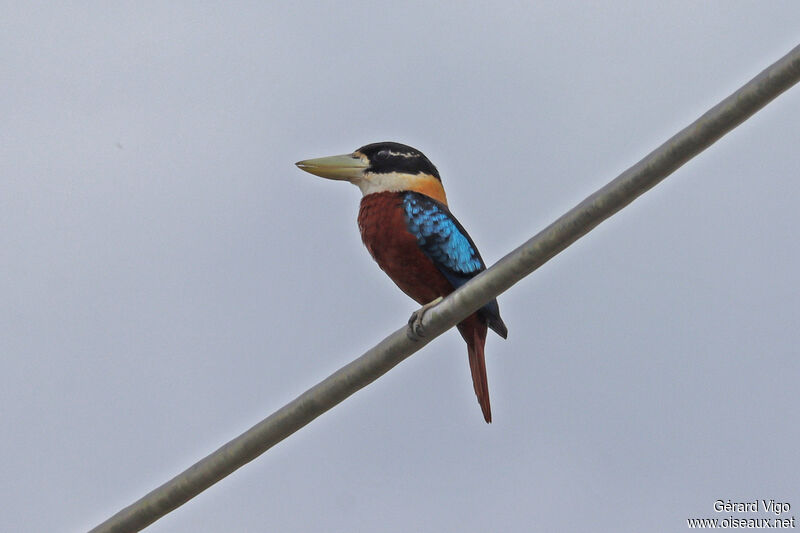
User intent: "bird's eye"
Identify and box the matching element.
[375,150,389,160]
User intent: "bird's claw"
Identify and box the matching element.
[406,297,443,341]
[407,310,425,340]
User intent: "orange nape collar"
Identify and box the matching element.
[402,173,448,205]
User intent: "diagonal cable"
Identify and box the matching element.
[89,43,800,533]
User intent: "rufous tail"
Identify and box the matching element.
[458,316,491,423]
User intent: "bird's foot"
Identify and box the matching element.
[406,297,443,341]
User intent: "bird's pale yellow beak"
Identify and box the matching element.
[295,153,368,181]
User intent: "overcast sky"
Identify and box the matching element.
[2,3,799,532]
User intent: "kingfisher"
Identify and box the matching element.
[296,142,507,423]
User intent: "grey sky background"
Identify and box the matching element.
[2,3,799,532]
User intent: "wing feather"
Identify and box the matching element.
[402,192,507,338]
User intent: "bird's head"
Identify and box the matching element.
[296,142,447,205]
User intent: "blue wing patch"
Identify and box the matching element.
[402,192,507,338]
[402,192,485,287]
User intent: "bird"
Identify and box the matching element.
[296,142,507,423]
